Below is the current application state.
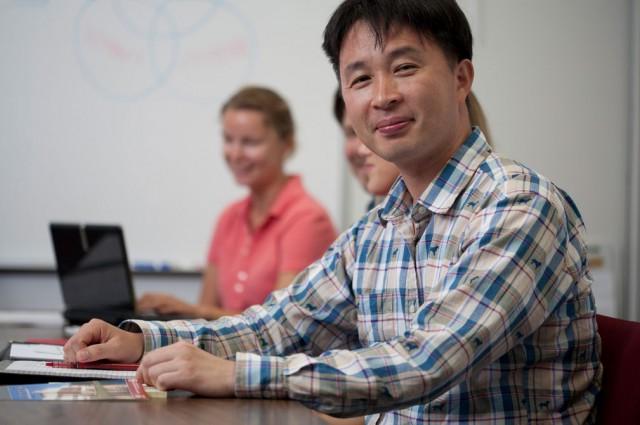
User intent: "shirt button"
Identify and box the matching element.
[233,283,245,293]
[409,303,417,314]
[237,271,248,281]
[412,208,426,221]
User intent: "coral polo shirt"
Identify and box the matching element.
[207,176,336,311]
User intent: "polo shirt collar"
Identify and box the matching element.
[264,175,304,219]
[238,175,304,226]
[378,128,491,223]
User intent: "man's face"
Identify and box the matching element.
[339,22,470,173]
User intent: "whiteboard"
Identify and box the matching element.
[0,0,344,268]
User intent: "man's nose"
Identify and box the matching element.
[372,74,401,110]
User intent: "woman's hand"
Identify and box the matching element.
[137,341,235,397]
[137,293,197,315]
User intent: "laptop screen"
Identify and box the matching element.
[50,224,135,314]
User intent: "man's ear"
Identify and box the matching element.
[455,59,474,102]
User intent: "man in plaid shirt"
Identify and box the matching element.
[65,0,602,422]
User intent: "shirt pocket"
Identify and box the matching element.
[355,289,419,346]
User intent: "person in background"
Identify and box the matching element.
[334,88,369,190]
[65,1,601,423]
[138,86,337,320]
[467,91,493,144]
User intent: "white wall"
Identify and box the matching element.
[476,0,630,317]
[628,0,640,320]
[0,0,343,269]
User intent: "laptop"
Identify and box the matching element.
[49,223,189,325]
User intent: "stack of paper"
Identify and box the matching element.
[9,343,64,362]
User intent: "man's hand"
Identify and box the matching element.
[137,293,197,315]
[63,318,144,363]
[137,341,235,397]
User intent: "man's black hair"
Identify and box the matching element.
[322,0,473,79]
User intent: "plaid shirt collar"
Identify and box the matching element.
[379,127,491,224]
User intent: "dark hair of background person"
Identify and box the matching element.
[221,86,296,150]
[322,0,473,78]
[333,88,346,125]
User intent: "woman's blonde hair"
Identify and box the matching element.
[467,91,493,148]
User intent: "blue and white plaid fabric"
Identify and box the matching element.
[126,128,601,424]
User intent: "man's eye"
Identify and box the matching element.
[350,75,370,87]
[395,64,417,74]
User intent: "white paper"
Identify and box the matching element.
[6,361,136,380]
[10,343,65,361]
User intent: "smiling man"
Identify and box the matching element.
[64,1,601,423]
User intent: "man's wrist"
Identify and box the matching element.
[120,319,160,354]
[118,320,145,362]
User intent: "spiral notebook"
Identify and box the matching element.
[0,360,136,380]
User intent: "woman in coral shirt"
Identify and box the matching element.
[139,86,336,319]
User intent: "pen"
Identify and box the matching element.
[11,339,67,346]
[45,361,139,371]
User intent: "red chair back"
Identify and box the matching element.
[596,314,640,424]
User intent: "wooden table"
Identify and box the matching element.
[0,323,329,425]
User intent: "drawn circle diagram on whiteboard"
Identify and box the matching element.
[73,0,257,102]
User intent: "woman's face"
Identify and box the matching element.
[222,109,290,191]
[342,114,369,189]
[358,142,400,196]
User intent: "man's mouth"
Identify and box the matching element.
[375,117,412,136]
